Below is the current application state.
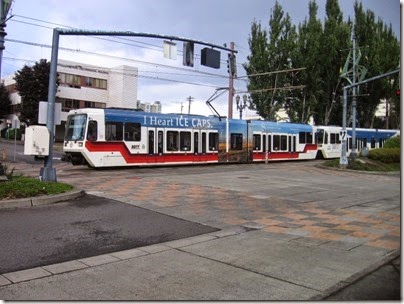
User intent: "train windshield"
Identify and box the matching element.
[65,114,87,141]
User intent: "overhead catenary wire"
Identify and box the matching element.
[4,14,271,93]
[10,15,246,70]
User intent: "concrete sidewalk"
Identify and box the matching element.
[0,160,400,300]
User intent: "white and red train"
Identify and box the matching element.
[62,108,399,168]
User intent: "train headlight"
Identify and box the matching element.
[79,142,83,147]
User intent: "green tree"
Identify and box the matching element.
[244,0,399,128]
[292,1,324,123]
[14,59,54,125]
[0,84,11,122]
[244,1,298,120]
[315,0,350,125]
[352,1,400,128]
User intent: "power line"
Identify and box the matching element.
[10,14,246,73]
[5,38,231,79]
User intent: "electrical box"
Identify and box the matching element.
[24,126,50,156]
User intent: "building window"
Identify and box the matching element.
[84,77,107,89]
[59,73,81,88]
[60,98,80,111]
[84,101,105,108]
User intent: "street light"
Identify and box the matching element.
[236,94,248,119]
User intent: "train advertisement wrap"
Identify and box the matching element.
[62,108,399,168]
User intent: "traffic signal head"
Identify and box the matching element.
[227,53,237,77]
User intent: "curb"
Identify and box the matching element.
[316,164,400,176]
[0,189,85,210]
[309,249,401,300]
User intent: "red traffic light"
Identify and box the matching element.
[396,89,400,96]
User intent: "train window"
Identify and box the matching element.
[87,120,98,141]
[231,133,243,150]
[209,132,219,151]
[307,132,313,143]
[371,137,376,148]
[180,131,191,151]
[263,135,266,152]
[281,135,287,150]
[299,132,305,143]
[124,122,141,141]
[316,129,324,144]
[379,138,384,148]
[158,131,163,154]
[65,114,87,141]
[273,135,280,151]
[194,132,199,153]
[268,135,272,152]
[253,134,261,151]
[106,121,123,141]
[202,133,207,153]
[167,131,179,151]
[288,136,292,152]
[330,133,341,144]
[299,132,313,144]
[148,131,154,154]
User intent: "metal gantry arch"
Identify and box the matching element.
[41,28,237,181]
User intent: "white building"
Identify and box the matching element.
[136,100,162,113]
[1,59,139,140]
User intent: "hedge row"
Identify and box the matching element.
[0,128,24,140]
[383,136,400,149]
[368,148,400,163]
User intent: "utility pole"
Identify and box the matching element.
[187,96,193,114]
[0,0,12,79]
[228,41,235,119]
[350,19,358,159]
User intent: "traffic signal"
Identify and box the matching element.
[396,89,400,96]
[227,53,237,77]
[201,48,220,69]
[183,42,194,67]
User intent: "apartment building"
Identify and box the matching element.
[2,59,140,140]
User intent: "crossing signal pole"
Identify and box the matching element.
[227,42,235,119]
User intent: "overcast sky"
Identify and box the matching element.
[2,0,401,117]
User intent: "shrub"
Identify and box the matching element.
[368,148,400,163]
[1,128,23,140]
[383,136,400,149]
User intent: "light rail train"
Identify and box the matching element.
[62,108,399,168]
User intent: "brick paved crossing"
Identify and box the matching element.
[9,160,400,253]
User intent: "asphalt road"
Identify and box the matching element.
[0,139,64,165]
[0,194,218,274]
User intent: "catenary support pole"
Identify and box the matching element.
[40,29,59,182]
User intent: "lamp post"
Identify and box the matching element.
[236,94,248,120]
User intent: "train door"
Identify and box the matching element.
[246,120,253,162]
[147,128,164,163]
[193,130,201,162]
